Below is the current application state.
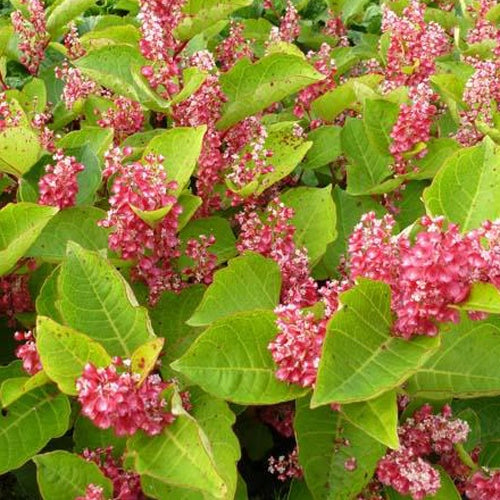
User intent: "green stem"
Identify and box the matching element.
[455,443,479,472]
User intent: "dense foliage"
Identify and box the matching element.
[0,0,499,498]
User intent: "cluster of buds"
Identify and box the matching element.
[0,93,22,130]
[38,150,84,209]
[348,213,500,338]
[389,84,438,172]
[269,1,300,44]
[268,448,303,482]
[0,273,32,326]
[75,484,104,500]
[76,361,175,436]
[55,62,99,110]
[14,330,42,375]
[216,22,254,72]
[294,43,336,119]
[96,96,145,143]
[64,21,86,60]
[82,447,145,499]
[258,402,295,438]
[377,405,470,499]
[11,0,49,74]
[182,235,218,285]
[381,0,450,90]
[466,470,500,499]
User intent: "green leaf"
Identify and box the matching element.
[36,266,63,323]
[280,186,337,265]
[312,279,440,407]
[0,386,70,474]
[150,285,205,380]
[0,202,58,276]
[131,338,164,384]
[172,310,308,405]
[0,371,51,407]
[217,53,325,129]
[177,193,202,230]
[81,25,142,51]
[19,78,47,116]
[141,388,241,499]
[341,390,399,449]
[178,216,237,265]
[57,127,114,160]
[363,99,400,155]
[0,126,42,176]
[188,253,282,327]
[171,67,208,106]
[458,282,500,314]
[341,118,393,195]
[57,243,156,358]
[34,451,113,500]
[127,414,227,498]
[175,0,253,41]
[36,316,112,395]
[143,126,207,197]
[407,314,500,399]
[46,0,98,35]
[423,138,500,231]
[302,126,342,170]
[75,45,146,100]
[311,75,383,122]
[295,397,386,500]
[27,207,109,261]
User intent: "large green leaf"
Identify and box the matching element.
[312,279,440,406]
[46,0,98,35]
[0,386,70,474]
[295,397,386,500]
[172,310,308,404]
[150,285,205,380]
[458,282,500,314]
[302,126,342,170]
[75,45,147,100]
[27,207,109,261]
[0,371,51,407]
[73,416,126,457]
[33,451,113,500]
[141,388,241,499]
[127,414,227,498]
[57,243,156,358]
[280,186,337,265]
[175,0,253,40]
[341,390,399,449]
[341,118,393,195]
[217,53,324,129]
[0,202,58,276]
[36,266,63,323]
[36,316,112,395]
[143,126,207,197]
[188,253,282,327]
[0,126,42,177]
[407,314,500,399]
[363,99,400,155]
[57,127,113,160]
[423,138,500,231]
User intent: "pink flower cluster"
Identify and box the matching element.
[182,234,218,284]
[226,116,274,191]
[32,111,56,152]
[97,96,145,143]
[381,0,450,90]
[466,0,498,45]
[390,84,438,172]
[294,43,336,119]
[64,22,85,60]
[271,1,300,43]
[348,213,500,338]
[172,67,227,214]
[38,150,84,209]
[138,0,184,98]
[14,330,42,375]
[76,361,175,436]
[466,471,500,499]
[323,12,349,47]
[268,448,303,482]
[377,405,469,499]
[55,62,99,110]
[11,0,48,74]
[216,22,253,72]
[82,447,145,500]
[0,273,32,326]
[236,199,317,306]
[258,402,295,438]
[76,484,104,500]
